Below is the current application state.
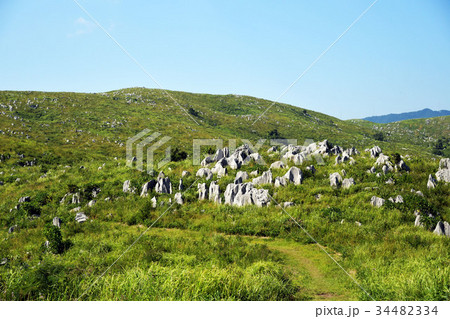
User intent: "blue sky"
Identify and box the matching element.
[1,0,449,119]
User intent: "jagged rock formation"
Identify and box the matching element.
[252,170,273,185]
[155,175,172,194]
[342,178,355,189]
[196,168,213,180]
[370,196,385,207]
[329,172,342,187]
[198,183,208,200]
[52,217,62,228]
[208,181,221,204]
[433,221,450,237]
[174,192,183,205]
[75,212,88,223]
[283,167,303,185]
[224,182,270,207]
[435,158,450,183]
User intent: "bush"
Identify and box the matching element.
[373,132,385,141]
[171,148,188,162]
[188,107,199,117]
[19,202,40,217]
[268,129,282,139]
[43,224,64,254]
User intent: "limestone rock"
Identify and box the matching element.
[439,158,450,170]
[329,172,342,187]
[274,176,287,188]
[52,217,62,228]
[196,168,213,180]
[155,177,172,194]
[433,221,450,237]
[342,178,355,189]
[198,183,208,200]
[253,170,273,185]
[75,212,88,223]
[87,200,96,207]
[435,168,450,183]
[270,161,285,169]
[123,180,135,193]
[370,196,385,208]
[283,167,303,185]
[174,192,183,205]
[208,181,221,204]
[427,174,437,189]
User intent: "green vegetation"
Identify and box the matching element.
[0,88,449,301]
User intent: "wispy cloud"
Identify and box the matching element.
[67,17,95,37]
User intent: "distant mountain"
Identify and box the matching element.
[363,108,450,123]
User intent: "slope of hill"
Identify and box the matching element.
[0,88,442,169]
[0,88,449,301]
[363,108,450,123]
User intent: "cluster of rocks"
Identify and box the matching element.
[428,158,450,188]
[280,140,357,165]
[329,172,355,189]
[200,144,261,174]
[366,146,410,177]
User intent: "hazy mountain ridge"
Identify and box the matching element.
[363,108,450,123]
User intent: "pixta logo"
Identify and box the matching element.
[126,129,172,173]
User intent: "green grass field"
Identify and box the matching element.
[0,88,449,300]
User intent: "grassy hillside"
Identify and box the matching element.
[0,88,449,301]
[350,117,450,157]
[1,88,442,168]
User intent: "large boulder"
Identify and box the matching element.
[196,168,213,180]
[52,217,62,228]
[283,167,303,185]
[140,180,157,197]
[75,212,88,223]
[211,162,227,178]
[368,146,382,158]
[235,171,249,183]
[274,176,287,188]
[342,178,355,189]
[370,196,385,208]
[174,192,183,205]
[427,174,437,189]
[439,158,450,170]
[251,188,270,207]
[375,154,391,166]
[198,183,208,200]
[208,181,221,204]
[329,172,342,187]
[155,177,172,194]
[224,182,269,207]
[270,161,285,169]
[201,156,214,167]
[433,221,450,237]
[252,170,273,185]
[435,168,450,183]
[123,180,134,193]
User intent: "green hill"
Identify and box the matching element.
[0,88,449,301]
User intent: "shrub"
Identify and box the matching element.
[171,148,188,162]
[373,132,385,141]
[43,224,64,254]
[19,202,40,217]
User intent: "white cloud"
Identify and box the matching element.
[67,17,95,37]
